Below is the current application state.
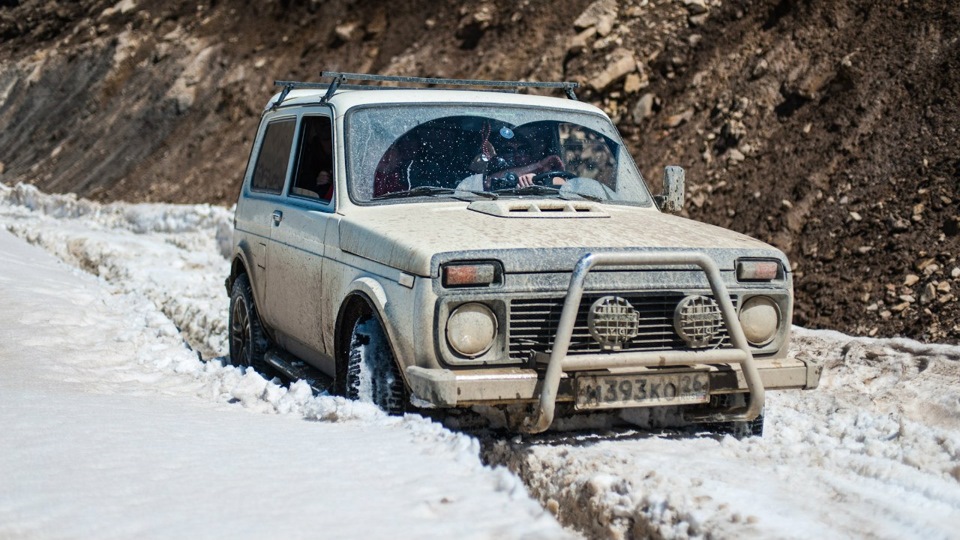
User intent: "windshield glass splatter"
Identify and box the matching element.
[345,104,652,205]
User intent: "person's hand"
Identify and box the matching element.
[516,173,536,187]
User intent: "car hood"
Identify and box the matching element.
[339,201,788,277]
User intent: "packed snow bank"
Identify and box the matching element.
[0,187,569,539]
[485,327,960,539]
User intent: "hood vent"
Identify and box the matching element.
[467,200,609,218]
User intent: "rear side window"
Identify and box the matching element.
[251,118,296,193]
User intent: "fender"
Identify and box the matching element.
[335,277,411,392]
[227,239,268,327]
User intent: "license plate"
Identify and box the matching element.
[575,371,710,410]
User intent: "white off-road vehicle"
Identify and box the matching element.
[226,72,820,434]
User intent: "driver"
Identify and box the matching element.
[458,132,565,192]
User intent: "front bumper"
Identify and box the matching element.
[407,356,820,407]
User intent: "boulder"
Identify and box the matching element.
[574,0,618,37]
[631,93,655,123]
[588,48,636,92]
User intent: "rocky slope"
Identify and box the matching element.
[1,0,958,342]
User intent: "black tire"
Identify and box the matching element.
[704,393,764,438]
[228,274,269,371]
[344,313,406,415]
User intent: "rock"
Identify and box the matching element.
[880,310,893,320]
[899,294,916,303]
[101,0,137,18]
[849,211,862,221]
[689,13,709,26]
[566,27,596,56]
[917,258,936,271]
[781,199,793,209]
[335,21,362,42]
[631,93,655,123]
[952,267,960,278]
[889,216,910,232]
[727,148,746,164]
[682,0,709,15]
[924,264,940,276]
[589,49,636,91]
[663,109,693,128]
[623,72,648,94]
[920,283,937,304]
[937,281,951,292]
[891,302,910,312]
[574,0,618,37]
[0,161,5,175]
[751,58,769,79]
[904,274,920,286]
[688,34,703,47]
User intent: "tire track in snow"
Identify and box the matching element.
[482,328,960,539]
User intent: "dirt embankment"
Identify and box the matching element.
[1,0,957,342]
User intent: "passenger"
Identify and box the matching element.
[373,134,421,197]
[314,128,334,200]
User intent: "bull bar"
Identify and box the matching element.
[521,252,764,433]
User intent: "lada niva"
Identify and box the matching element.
[226,72,821,434]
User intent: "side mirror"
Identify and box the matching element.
[656,165,684,214]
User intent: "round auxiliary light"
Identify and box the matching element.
[446,303,498,358]
[739,296,781,346]
[673,295,723,348]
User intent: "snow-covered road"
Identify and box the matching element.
[1,183,958,539]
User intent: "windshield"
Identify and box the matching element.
[345,104,653,206]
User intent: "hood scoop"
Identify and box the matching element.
[467,200,609,218]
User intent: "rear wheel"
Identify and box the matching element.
[344,313,406,415]
[228,274,269,371]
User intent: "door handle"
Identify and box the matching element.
[272,210,283,225]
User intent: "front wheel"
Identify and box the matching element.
[345,314,407,415]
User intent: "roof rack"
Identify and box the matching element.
[271,71,580,109]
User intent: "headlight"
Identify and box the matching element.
[739,296,781,346]
[446,303,498,357]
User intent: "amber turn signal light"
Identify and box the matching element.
[736,260,780,281]
[442,264,497,287]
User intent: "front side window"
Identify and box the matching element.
[251,118,296,194]
[346,105,652,206]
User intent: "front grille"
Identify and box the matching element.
[508,293,735,361]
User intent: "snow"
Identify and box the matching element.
[0,184,567,539]
[2,182,959,539]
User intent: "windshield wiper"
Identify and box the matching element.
[493,185,563,197]
[456,189,498,199]
[373,186,457,200]
[493,184,604,202]
[562,191,603,202]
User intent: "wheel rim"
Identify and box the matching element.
[231,296,251,365]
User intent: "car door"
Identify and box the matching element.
[265,112,336,370]
[235,114,297,330]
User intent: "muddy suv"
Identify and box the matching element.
[226,72,820,434]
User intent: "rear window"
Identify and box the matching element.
[251,118,296,193]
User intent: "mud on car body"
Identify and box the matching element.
[226,72,821,434]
